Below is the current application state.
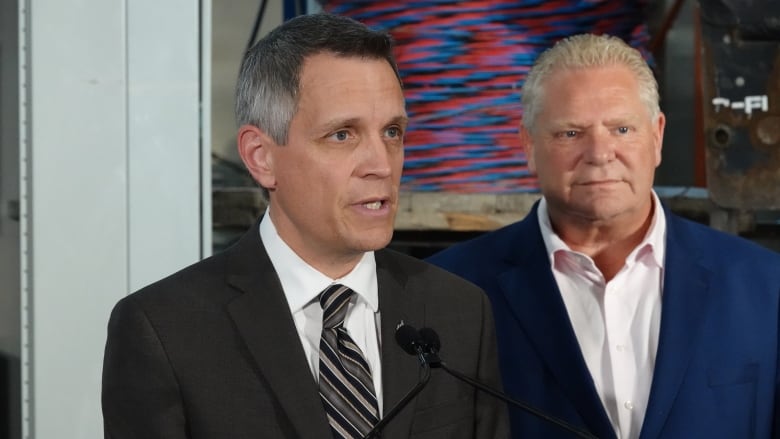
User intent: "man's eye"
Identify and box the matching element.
[617,126,630,134]
[331,130,349,141]
[564,130,577,138]
[386,127,402,138]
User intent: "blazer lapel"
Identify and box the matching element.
[374,250,426,438]
[639,212,711,439]
[224,225,332,439]
[499,211,616,439]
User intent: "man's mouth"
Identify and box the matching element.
[363,201,383,210]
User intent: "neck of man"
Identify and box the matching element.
[551,203,655,282]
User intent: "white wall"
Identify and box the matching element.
[6,0,211,437]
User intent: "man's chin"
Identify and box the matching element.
[351,229,394,252]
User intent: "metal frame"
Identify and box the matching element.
[15,0,211,436]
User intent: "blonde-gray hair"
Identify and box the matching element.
[520,34,659,132]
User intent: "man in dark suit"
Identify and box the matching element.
[102,13,508,439]
[429,33,780,439]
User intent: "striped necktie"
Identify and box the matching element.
[318,284,380,438]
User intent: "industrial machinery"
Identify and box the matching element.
[699,0,780,212]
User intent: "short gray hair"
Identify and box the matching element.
[521,33,659,132]
[234,13,401,145]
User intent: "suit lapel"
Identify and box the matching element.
[224,225,332,439]
[640,213,711,439]
[499,210,616,439]
[374,249,425,438]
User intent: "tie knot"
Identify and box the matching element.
[320,284,354,329]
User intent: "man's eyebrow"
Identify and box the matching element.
[548,120,590,130]
[318,114,409,132]
[388,115,409,127]
[603,115,639,125]
[319,117,361,132]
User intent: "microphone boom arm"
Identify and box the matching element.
[418,327,598,439]
[435,362,597,438]
[363,361,431,439]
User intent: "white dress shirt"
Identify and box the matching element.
[537,193,666,439]
[259,213,383,414]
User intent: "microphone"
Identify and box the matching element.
[418,327,440,350]
[362,324,432,439]
[417,327,598,439]
[418,327,442,366]
[395,324,428,365]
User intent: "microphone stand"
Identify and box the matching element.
[421,344,598,439]
[363,355,432,439]
[437,361,596,439]
[371,325,597,439]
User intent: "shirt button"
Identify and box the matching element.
[624,401,634,410]
[616,344,626,352]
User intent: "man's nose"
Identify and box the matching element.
[358,134,396,178]
[583,129,616,165]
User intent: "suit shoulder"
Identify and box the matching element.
[426,218,537,283]
[430,220,528,258]
[120,250,234,310]
[376,248,487,298]
[671,215,779,256]
[671,215,780,270]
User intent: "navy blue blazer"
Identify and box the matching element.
[428,201,780,439]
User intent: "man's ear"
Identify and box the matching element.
[519,123,536,173]
[653,112,666,168]
[237,124,277,190]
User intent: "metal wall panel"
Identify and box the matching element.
[127,0,204,290]
[26,0,128,436]
[16,0,210,437]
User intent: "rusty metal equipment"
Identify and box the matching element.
[699,0,780,210]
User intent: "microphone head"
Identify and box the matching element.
[395,324,424,355]
[419,327,441,352]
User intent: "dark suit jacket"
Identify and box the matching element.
[428,201,780,439]
[102,222,509,439]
